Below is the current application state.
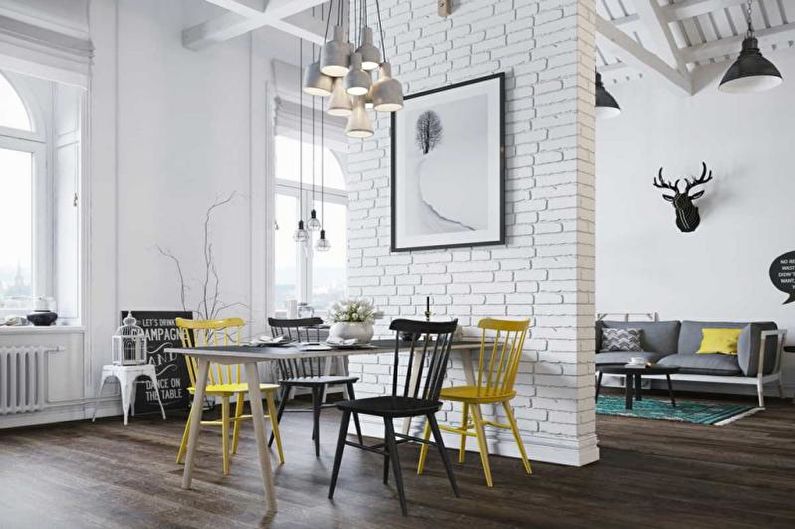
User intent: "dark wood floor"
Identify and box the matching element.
[1,391,794,529]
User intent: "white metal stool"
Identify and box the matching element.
[93,364,166,425]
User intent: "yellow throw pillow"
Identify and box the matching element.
[697,328,742,355]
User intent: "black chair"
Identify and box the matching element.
[267,317,362,457]
[328,318,460,516]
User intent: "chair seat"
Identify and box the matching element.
[439,385,516,404]
[280,375,359,387]
[336,396,441,418]
[188,382,280,395]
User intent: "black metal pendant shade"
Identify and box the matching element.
[595,71,620,119]
[719,36,783,93]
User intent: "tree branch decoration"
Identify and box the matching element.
[415,110,443,154]
[156,192,246,320]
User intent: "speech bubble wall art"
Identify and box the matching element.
[769,251,795,304]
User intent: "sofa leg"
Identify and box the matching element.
[756,378,765,408]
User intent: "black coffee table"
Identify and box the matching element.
[596,365,680,410]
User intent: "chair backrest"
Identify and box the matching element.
[175,317,245,387]
[268,317,326,380]
[474,318,530,397]
[388,318,458,402]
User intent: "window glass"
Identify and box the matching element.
[275,135,346,190]
[0,148,33,300]
[0,74,32,131]
[312,201,347,313]
[274,193,299,312]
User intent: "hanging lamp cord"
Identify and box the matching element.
[320,3,332,60]
[321,96,325,228]
[375,0,387,63]
[745,0,754,37]
[311,88,316,204]
[299,38,303,220]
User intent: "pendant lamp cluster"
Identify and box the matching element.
[596,1,783,120]
[294,38,332,251]
[303,0,403,139]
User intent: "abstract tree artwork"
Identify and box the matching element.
[391,73,505,251]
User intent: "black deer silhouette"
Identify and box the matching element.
[653,162,713,233]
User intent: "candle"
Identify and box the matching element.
[426,296,430,315]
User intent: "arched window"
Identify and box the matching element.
[0,72,33,131]
[273,135,347,314]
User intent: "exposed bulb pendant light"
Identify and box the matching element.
[595,70,621,119]
[308,94,321,232]
[320,0,350,78]
[304,17,334,97]
[346,96,374,138]
[719,0,783,93]
[294,39,308,244]
[344,52,371,96]
[316,107,331,252]
[370,0,403,112]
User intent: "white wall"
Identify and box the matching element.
[346,0,599,466]
[596,55,795,390]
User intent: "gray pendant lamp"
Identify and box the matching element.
[595,71,620,119]
[370,0,403,112]
[719,1,782,93]
[355,1,380,71]
[320,1,350,78]
[346,96,374,138]
[344,52,371,96]
[328,77,353,116]
[304,11,334,97]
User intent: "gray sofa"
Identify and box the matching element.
[595,320,787,406]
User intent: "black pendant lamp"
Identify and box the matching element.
[595,71,620,119]
[719,1,783,93]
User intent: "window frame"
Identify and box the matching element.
[273,142,347,313]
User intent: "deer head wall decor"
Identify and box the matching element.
[653,162,713,233]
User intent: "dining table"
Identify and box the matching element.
[165,338,487,513]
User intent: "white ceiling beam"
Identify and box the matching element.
[681,21,795,63]
[633,0,689,75]
[661,0,747,22]
[596,15,693,95]
[184,0,328,50]
[269,10,327,46]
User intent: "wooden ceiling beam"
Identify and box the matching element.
[661,0,747,23]
[681,21,795,63]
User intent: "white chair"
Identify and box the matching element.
[93,364,166,425]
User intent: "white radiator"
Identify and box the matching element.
[0,346,50,415]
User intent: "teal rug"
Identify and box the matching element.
[596,395,760,425]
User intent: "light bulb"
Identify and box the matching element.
[307,210,322,231]
[316,230,331,252]
[293,220,308,243]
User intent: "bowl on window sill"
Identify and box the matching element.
[26,311,58,326]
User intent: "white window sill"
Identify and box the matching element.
[0,325,85,335]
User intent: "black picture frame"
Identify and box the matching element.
[390,72,505,253]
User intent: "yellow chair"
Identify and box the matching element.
[175,317,285,474]
[417,317,532,487]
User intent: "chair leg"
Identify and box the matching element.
[345,382,363,444]
[383,418,408,516]
[459,402,470,464]
[328,410,351,500]
[502,400,532,475]
[231,392,245,455]
[265,390,285,464]
[176,408,192,464]
[426,413,460,498]
[221,396,230,475]
[312,386,322,457]
[470,404,493,487]
[268,385,288,447]
[416,418,432,475]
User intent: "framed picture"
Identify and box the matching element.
[391,72,505,252]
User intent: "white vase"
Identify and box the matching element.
[329,322,374,344]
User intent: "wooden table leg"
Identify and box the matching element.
[666,374,676,407]
[244,362,277,512]
[635,373,643,401]
[624,374,634,410]
[595,371,603,402]
[182,358,209,490]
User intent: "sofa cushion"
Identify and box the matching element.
[600,328,643,352]
[595,351,665,366]
[596,321,680,356]
[697,328,742,355]
[678,320,778,376]
[657,353,742,376]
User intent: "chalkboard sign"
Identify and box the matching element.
[769,251,795,305]
[122,311,192,413]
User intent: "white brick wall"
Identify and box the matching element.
[347,0,598,466]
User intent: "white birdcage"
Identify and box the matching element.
[112,312,147,365]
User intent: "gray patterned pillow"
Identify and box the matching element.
[601,328,643,352]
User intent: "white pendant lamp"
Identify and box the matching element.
[371,62,403,112]
[328,78,353,116]
[719,1,782,94]
[357,27,381,71]
[303,61,333,97]
[344,52,371,96]
[321,25,350,77]
[346,96,373,138]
